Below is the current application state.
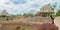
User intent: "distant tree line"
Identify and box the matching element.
[10,10,35,18]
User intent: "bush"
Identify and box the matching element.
[55,10,60,17]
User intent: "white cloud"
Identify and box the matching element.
[0,0,59,14]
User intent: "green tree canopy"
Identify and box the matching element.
[55,10,60,17]
[23,12,34,18]
[16,14,22,16]
[10,14,17,18]
[23,13,29,18]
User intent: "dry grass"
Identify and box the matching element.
[0,16,53,30]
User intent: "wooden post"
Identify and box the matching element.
[50,15,54,24]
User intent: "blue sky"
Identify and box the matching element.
[0,0,60,14]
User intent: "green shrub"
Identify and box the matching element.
[55,10,60,17]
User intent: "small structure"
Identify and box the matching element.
[35,4,54,24]
[35,5,54,16]
[0,9,9,16]
[0,9,13,20]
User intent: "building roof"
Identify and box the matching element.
[40,5,54,13]
[36,5,54,15]
[0,9,9,16]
